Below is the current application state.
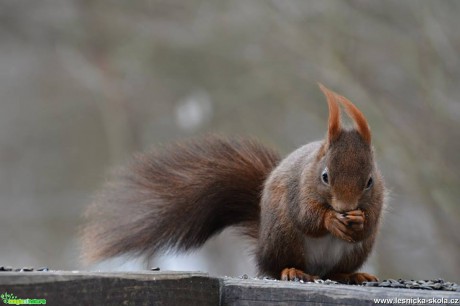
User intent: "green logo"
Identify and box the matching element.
[1,292,46,305]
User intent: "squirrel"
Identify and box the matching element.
[81,84,385,284]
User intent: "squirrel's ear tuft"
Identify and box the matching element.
[318,83,341,143]
[336,94,371,145]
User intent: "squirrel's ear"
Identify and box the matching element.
[318,83,341,143]
[336,94,371,145]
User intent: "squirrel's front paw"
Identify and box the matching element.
[339,209,365,231]
[280,268,318,282]
[324,209,364,242]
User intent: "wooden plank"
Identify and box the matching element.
[0,271,220,306]
[222,278,460,306]
[0,272,459,306]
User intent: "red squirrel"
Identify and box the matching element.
[81,84,385,284]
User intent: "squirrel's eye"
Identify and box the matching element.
[365,177,373,190]
[321,168,329,185]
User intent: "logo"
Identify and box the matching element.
[1,292,46,305]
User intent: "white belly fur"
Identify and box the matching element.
[303,235,362,277]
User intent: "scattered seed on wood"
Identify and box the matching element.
[0,266,13,272]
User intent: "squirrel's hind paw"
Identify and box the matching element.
[280,268,318,282]
[328,272,378,284]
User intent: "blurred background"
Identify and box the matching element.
[0,0,459,282]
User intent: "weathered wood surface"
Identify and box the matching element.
[0,271,219,306]
[222,278,460,306]
[0,271,459,306]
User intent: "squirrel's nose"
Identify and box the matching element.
[332,199,358,213]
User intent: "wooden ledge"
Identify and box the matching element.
[0,271,459,305]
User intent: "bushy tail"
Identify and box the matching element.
[81,135,280,263]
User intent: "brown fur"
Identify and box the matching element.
[81,136,280,263]
[81,84,385,284]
